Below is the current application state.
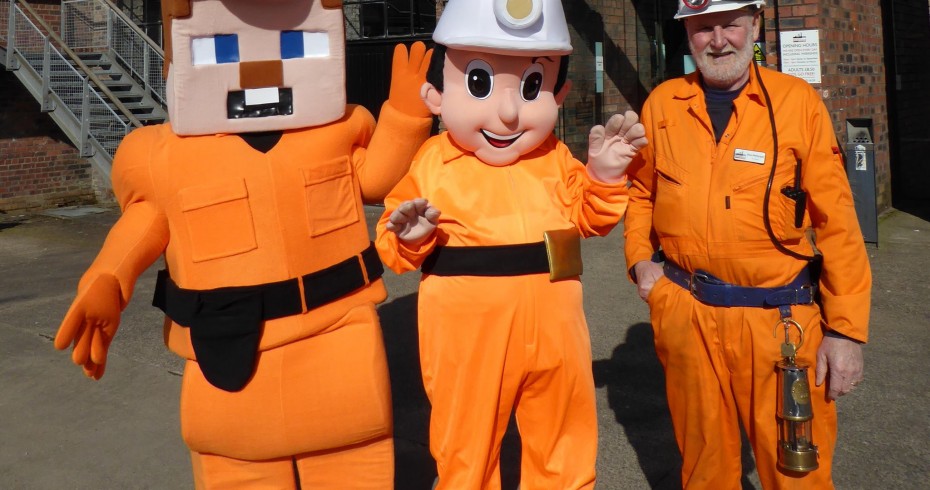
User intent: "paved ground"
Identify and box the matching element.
[0,204,927,489]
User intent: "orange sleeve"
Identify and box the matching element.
[800,91,871,342]
[374,139,441,274]
[622,99,661,282]
[353,102,434,202]
[77,126,169,306]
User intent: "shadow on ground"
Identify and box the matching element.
[594,322,759,489]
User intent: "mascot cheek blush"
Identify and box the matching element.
[54,0,435,486]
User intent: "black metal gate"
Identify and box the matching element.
[345,0,439,118]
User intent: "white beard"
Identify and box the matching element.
[690,31,755,90]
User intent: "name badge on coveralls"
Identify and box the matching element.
[734,148,767,165]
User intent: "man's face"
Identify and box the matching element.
[430,48,566,166]
[166,0,346,136]
[685,9,760,90]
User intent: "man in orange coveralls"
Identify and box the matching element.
[624,1,870,488]
[375,1,647,488]
[52,0,433,487]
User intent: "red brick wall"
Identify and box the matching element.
[562,0,654,159]
[762,0,892,212]
[0,0,99,213]
[0,70,96,213]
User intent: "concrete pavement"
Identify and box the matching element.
[0,204,927,489]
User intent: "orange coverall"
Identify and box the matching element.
[376,132,628,489]
[75,103,431,488]
[624,66,871,489]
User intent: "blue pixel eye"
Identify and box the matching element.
[280,31,330,60]
[191,34,239,65]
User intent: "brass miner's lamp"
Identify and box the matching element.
[774,319,819,472]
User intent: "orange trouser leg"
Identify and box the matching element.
[294,435,394,488]
[192,436,392,489]
[191,452,297,490]
[515,278,598,490]
[647,277,743,489]
[649,278,837,490]
[418,275,597,490]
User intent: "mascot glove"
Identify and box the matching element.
[387,41,433,119]
[54,273,123,380]
[587,110,647,184]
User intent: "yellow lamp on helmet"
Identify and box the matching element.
[432,0,572,56]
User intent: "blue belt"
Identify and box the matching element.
[663,261,816,309]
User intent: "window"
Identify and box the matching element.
[344,0,440,40]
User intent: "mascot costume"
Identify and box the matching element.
[374,0,647,488]
[53,0,433,487]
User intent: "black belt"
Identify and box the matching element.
[152,242,383,392]
[663,260,816,308]
[422,242,549,276]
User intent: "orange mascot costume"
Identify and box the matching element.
[52,0,433,487]
[374,0,647,488]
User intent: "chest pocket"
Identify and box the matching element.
[180,179,258,263]
[652,155,690,238]
[302,156,360,237]
[729,161,807,242]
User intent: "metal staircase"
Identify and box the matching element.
[0,0,166,181]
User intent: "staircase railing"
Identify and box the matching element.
[0,0,162,176]
[61,0,165,107]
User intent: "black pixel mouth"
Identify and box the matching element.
[227,88,294,119]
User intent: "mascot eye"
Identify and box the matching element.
[521,64,544,101]
[281,31,330,59]
[191,34,239,65]
[465,59,494,99]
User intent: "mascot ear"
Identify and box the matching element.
[421,82,443,116]
[554,80,572,107]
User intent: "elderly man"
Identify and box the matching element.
[624,1,870,488]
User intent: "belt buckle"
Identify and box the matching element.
[800,284,815,304]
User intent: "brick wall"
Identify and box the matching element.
[0,0,101,213]
[562,0,655,159]
[0,71,96,213]
[762,0,892,212]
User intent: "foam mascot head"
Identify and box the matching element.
[422,0,573,166]
[162,0,347,136]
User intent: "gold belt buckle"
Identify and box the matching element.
[543,227,583,282]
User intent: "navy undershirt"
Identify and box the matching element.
[703,81,747,143]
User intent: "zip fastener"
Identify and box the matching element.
[506,167,529,241]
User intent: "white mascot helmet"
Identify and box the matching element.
[433,0,572,55]
[674,0,766,20]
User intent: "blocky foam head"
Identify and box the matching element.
[162,0,346,136]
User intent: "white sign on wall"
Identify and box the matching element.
[779,29,822,84]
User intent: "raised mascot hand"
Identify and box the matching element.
[387,41,434,118]
[385,198,442,245]
[54,273,123,380]
[587,110,647,183]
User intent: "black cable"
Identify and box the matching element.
[755,61,816,261]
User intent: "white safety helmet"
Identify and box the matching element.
[433,0,572,56]
[674,0,766,20]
